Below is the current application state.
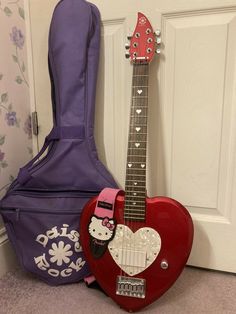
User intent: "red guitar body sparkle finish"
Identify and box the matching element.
[80,195,193,312]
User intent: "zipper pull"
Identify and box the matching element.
[16,208,20,221]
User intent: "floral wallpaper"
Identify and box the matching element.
[0,0,33,227]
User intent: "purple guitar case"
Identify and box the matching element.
[0,0,117,285]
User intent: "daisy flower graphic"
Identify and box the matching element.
[49,241,73,266]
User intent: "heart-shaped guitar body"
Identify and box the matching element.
[80,195,193,312]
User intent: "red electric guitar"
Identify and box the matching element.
[80,12,193,312]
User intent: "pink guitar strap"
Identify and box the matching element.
[94,187,123,218]
[85,188,124,259]
[85,188,123,285]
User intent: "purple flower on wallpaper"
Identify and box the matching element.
[0,150,5,162]
[5,111,17,126]
[24,115,32,139]
[10,27,25,49]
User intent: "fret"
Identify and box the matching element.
[133,86,148,87]
[128,140,147,143]
[125,206,145,210]
[128,161,146,167]
[125,186,146,191]
[127,154,146,158]
[125,205,145,209]
[133,75,148,77]
[129,133,147,135]
[125,190,146,194]
[132,79,148,86]
[131,102,148,107]
[126,175,146,178]
[125,174,146,179]
[126,176,146,180]
[125,204,145,208]
[132,95,148,98]
[128,136,147,142]
[126,163,146,166]
[126,199,146,206]
[130,124,148,127]
[125,184,146,188]
[128,149,146,153]
[127,148,146,151]
[125,192,146,197]
[128,145,146,152]
[130,107,148,112]
[125,195,146,200]
[126,199,145,203]
[125,196,146,200]
[130,116,148,119]
[127,168,146,176]
[130,117,148,121]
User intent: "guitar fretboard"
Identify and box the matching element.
[124,63,149,221]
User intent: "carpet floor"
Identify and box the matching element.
[0,266,235,314]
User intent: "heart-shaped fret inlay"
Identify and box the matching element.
[137,89,143,95]
[128,163,132,168]
[134,182,138,185]
[135,127,141,132]
[136,109,142,114]
[108,224,161,276]
[141,164,145,168]
[133,193,137,196]
[135,143,140,148]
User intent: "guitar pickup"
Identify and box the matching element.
[116,276,146,299]
[118,248,147,268]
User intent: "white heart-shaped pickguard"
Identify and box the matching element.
[108,224,161,276]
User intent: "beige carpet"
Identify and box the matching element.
[0,266,235,314]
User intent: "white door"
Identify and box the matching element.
[27,0,236,272]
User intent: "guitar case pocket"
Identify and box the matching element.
[1,192,97,285]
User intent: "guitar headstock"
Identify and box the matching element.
[125,12,161,64]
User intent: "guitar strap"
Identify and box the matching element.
[95,188,123,218]
[87,188,123,259]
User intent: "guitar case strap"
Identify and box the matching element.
[0,0,118,286]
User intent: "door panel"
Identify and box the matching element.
[161,8,236,271]
[28,0,236,272]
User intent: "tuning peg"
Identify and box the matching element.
[125,52,130,59]
[156,37,161,44]
[155,29,161,36]
[125,43,130,49]
[127,34,132,40]
[155,48,161,54]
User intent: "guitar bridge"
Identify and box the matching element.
[116,276,146,299]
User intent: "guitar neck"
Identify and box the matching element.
[124,63,149,221]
